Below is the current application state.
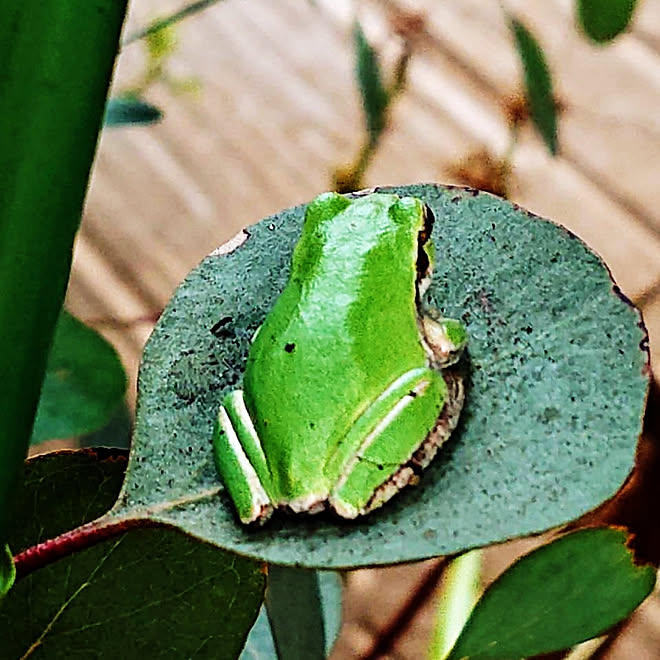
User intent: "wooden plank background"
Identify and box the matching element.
[64,0,660,657]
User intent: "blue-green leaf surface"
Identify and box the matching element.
[112,184,648,569]
[240,607,278,660]
[104,96,163,126]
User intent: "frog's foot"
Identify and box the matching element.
[213,392,274,525]
[362,371,464,515]
[419,316,468,368]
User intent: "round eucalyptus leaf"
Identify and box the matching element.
[113,184,648,569]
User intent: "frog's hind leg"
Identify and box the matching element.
[329,372,464,519]
[364,372,464,514]
[213,391,274,525]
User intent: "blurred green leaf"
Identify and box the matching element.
[0,0,128,543]
[510,18,558,155]
[1,449,266,658]
[353,21,389,145]
[430,549,482,660]
[446,528,656,659]
[30,311,126,444]
[0,545,14,599]
[577,0,638,43]
[104,96,163,126]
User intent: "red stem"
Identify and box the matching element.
[13,515,159,580]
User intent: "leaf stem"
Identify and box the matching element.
[12,515,156,581]
[12,484,223,581]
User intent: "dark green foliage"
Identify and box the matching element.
[30,311,126,445]
[354,22,389,145]
[0,450,266,659]
[577,0,638,43]
[447,528,655,659]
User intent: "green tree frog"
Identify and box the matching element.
[213,192,467,524]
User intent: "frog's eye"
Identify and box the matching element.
[421,204,435,242]
[416,204,435,285]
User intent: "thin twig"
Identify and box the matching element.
[123,0,225,46]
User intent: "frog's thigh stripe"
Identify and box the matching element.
[213,406,272,524]
[223,390,271,486]
[329,372,437,519]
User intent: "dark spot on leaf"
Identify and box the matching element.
[309,422,316,429]
[408,390,417,398]
[210,316,233,337]
[540,407,561,423]
[377,464,384,470]
[284,342,296,353]
[523,325,533,334]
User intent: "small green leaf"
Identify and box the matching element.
[510,18,558,155]
[353,22,389,145]
[0,544,15,599]
[30,311,127,444]
[0,450,266,658]
[577,0,638,43]
[104,96,163,127]
[446,528,656,660]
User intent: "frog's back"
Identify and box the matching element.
[243,193,431,496]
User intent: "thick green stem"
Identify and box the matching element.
[0,1,128,542]
[265,566,342,659]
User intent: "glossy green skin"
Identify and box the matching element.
[213,192,465,524]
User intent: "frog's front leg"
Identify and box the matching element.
[419,316,468,368]
[328,367,461,519]
[213,390,275,524]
